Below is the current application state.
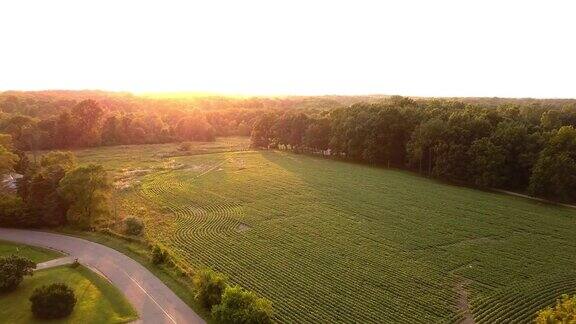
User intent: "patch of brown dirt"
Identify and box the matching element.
[455,279,475,324]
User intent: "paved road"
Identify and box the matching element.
[0,228,205,324]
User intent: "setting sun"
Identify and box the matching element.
[1,0,576,97]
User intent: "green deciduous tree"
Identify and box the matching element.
[212,285,273,324]
[58,164,112,229]
[529,126,576,201]
[0,194,26,227]
[469,137,507,187]
[0,144,18,175]
[18,151,77,227]
[303,118,330,151]
[192,268,228,309]
[536,294,576,324]
[251,114,276,149]
[0,255,35,292]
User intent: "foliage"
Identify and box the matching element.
[469,137,506,187]
[0,144,18,175]
[192,268,228,309]
[175,115,215,142]
[250,99,575,202]
[123,216,144,236]
[0,193,27,227]
[536,294,576,324]
[529,126,576,202]
[151,245,169,265]
[18,151,77,227]
[0,255,35,292]
[211,285,273,324]
[58,163,112,228]
[3,92,576,201]
[29,283,76,319]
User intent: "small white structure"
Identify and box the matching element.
[1,173,23,192]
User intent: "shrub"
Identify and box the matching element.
[536,293,576,323]
[192,268,228,309]
[151,245,169,265]
[212,285,273,324]
[30,283,76,319]
[124,216,144,236]
[0,255,35,292]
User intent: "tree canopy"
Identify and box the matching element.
[536,294,576,323]
[58,163,112,229]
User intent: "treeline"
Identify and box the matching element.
[251,97,576,202]
[0,96,263,151]
[5,90,576,152]
[0,137,111,229]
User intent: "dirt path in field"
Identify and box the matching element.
[455,279,475,324]
[0,228,205,324]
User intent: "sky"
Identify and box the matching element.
[1,0,575,98]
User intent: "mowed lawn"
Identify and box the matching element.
[77,140,576,323]
[0,241,137,323]
[0,240,62,263]
[0,265,137,323]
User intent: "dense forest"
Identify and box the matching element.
[250,96,576,202]
[1,91,576,204]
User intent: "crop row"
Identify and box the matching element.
[123,151,576,323]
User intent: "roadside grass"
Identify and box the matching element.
[0,265,137,323]
[53,228,211,321]
[0,240,62,263]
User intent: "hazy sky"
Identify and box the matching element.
[1,0,575,97]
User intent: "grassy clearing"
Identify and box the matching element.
[0,240,62,263]
[71,136,249,172]
[0,265,137,323]
[72,138,576,323]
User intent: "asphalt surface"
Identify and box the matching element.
[0,228,205,324]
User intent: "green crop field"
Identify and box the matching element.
[74,138,576,323]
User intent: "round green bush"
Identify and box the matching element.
[30,283,76,319]
[124,216,144,236]
[151,245,169,265]
[0,255,35,292]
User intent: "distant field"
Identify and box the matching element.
[76,137,576,323]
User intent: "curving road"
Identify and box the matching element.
[0,228,205,324]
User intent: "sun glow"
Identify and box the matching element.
[1,0,576,98]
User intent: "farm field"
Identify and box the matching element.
[75,138,576,323]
